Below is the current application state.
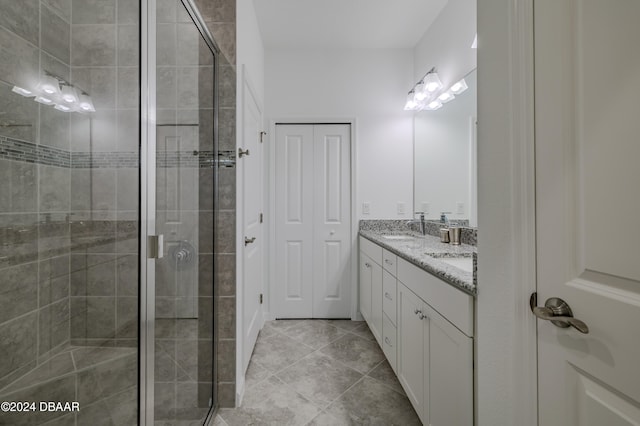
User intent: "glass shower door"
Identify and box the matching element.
[0,0,140,424]
[150,0,217,423]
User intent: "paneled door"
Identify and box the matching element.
[274,124,351,318]
[534,1,640,424]
[240,72,264,373]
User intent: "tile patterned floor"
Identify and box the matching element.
[212,320,421,426]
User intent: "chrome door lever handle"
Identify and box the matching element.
[244,236,256,246]
[530,293,589,334]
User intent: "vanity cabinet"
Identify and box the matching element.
[359,238,383,344]
[398,282,473,426]
[359,236,474,426]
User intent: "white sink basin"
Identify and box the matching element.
[438,257,473,273]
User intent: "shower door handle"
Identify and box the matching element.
[148,235,164,259]
[244,237,256,246]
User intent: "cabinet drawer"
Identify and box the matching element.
[397,257,474,337]
[382,270,397,325]
[360,236,382,266]
[382,313,397,373]
[382,249,397,275]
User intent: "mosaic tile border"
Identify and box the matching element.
[0,137,218,169]
[0,136,70,168]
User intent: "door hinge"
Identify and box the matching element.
[260,131,267,143]
[259,213,263,223]
[147,235,164,259]
[259,293,263,304]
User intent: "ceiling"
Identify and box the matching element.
[253,0,449,49]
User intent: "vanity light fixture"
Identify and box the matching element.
[78,93,96,112]
[438,90,455,103]
[54,103,72,112]
[61,85,79,104]
[12,71,96,114]
[404,90,419,111]
[425,100,443,110]
[414,80,427,101]
[403,69,470,112]
[38,75,61,95]
[450,78,469,95]
[12,86,34,97]
[424,71,443,93]
[34,95,55,105]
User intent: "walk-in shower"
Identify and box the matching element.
[0,0,221,424]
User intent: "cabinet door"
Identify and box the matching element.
[428,307,473,426]
[397,283,427,423]
[359,252,372,322]
[370,260,383,345]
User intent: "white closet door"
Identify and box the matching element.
[312,125,351,318]
[274,125,315,317]
[274,124,351,318]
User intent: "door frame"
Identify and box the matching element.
[266,118,358,321]
[476,0,537,425]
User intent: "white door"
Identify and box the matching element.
[312,125,352,317]
[274,124,351,318]
[535,1,640,424]
[240,77,264,372]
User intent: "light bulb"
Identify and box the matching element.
[414,81,427,100]
[438,91,455,103]
[61,86,79,103]
[54,103,72,112]
[78,94,95,112]
[424,72,443,93]
[426,100,443,110]
[450,79,468,95]
[12,86,34,97]
[35,96,55,105]
[38,75,60,95]
[404,92,418,111]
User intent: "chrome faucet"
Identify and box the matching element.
[408,211,426,235]
[440,212,452,227]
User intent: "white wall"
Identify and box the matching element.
[477,0,538,425]
[413,0,477,86]
[264,48,415,219]
[236,0,265,101]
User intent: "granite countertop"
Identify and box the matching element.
[359,229,477,296]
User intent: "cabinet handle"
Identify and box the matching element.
[384,292,393,300]
[384,337,393,347]
[365,262,371,268]
[415,309,426,320]
[384,259,393,265]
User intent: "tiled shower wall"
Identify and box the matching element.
[0,0,74,390]
[194,0,238,408]
[0,0,141,390]
[67,0,140,348]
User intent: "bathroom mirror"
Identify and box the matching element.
[414,68,477,227]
